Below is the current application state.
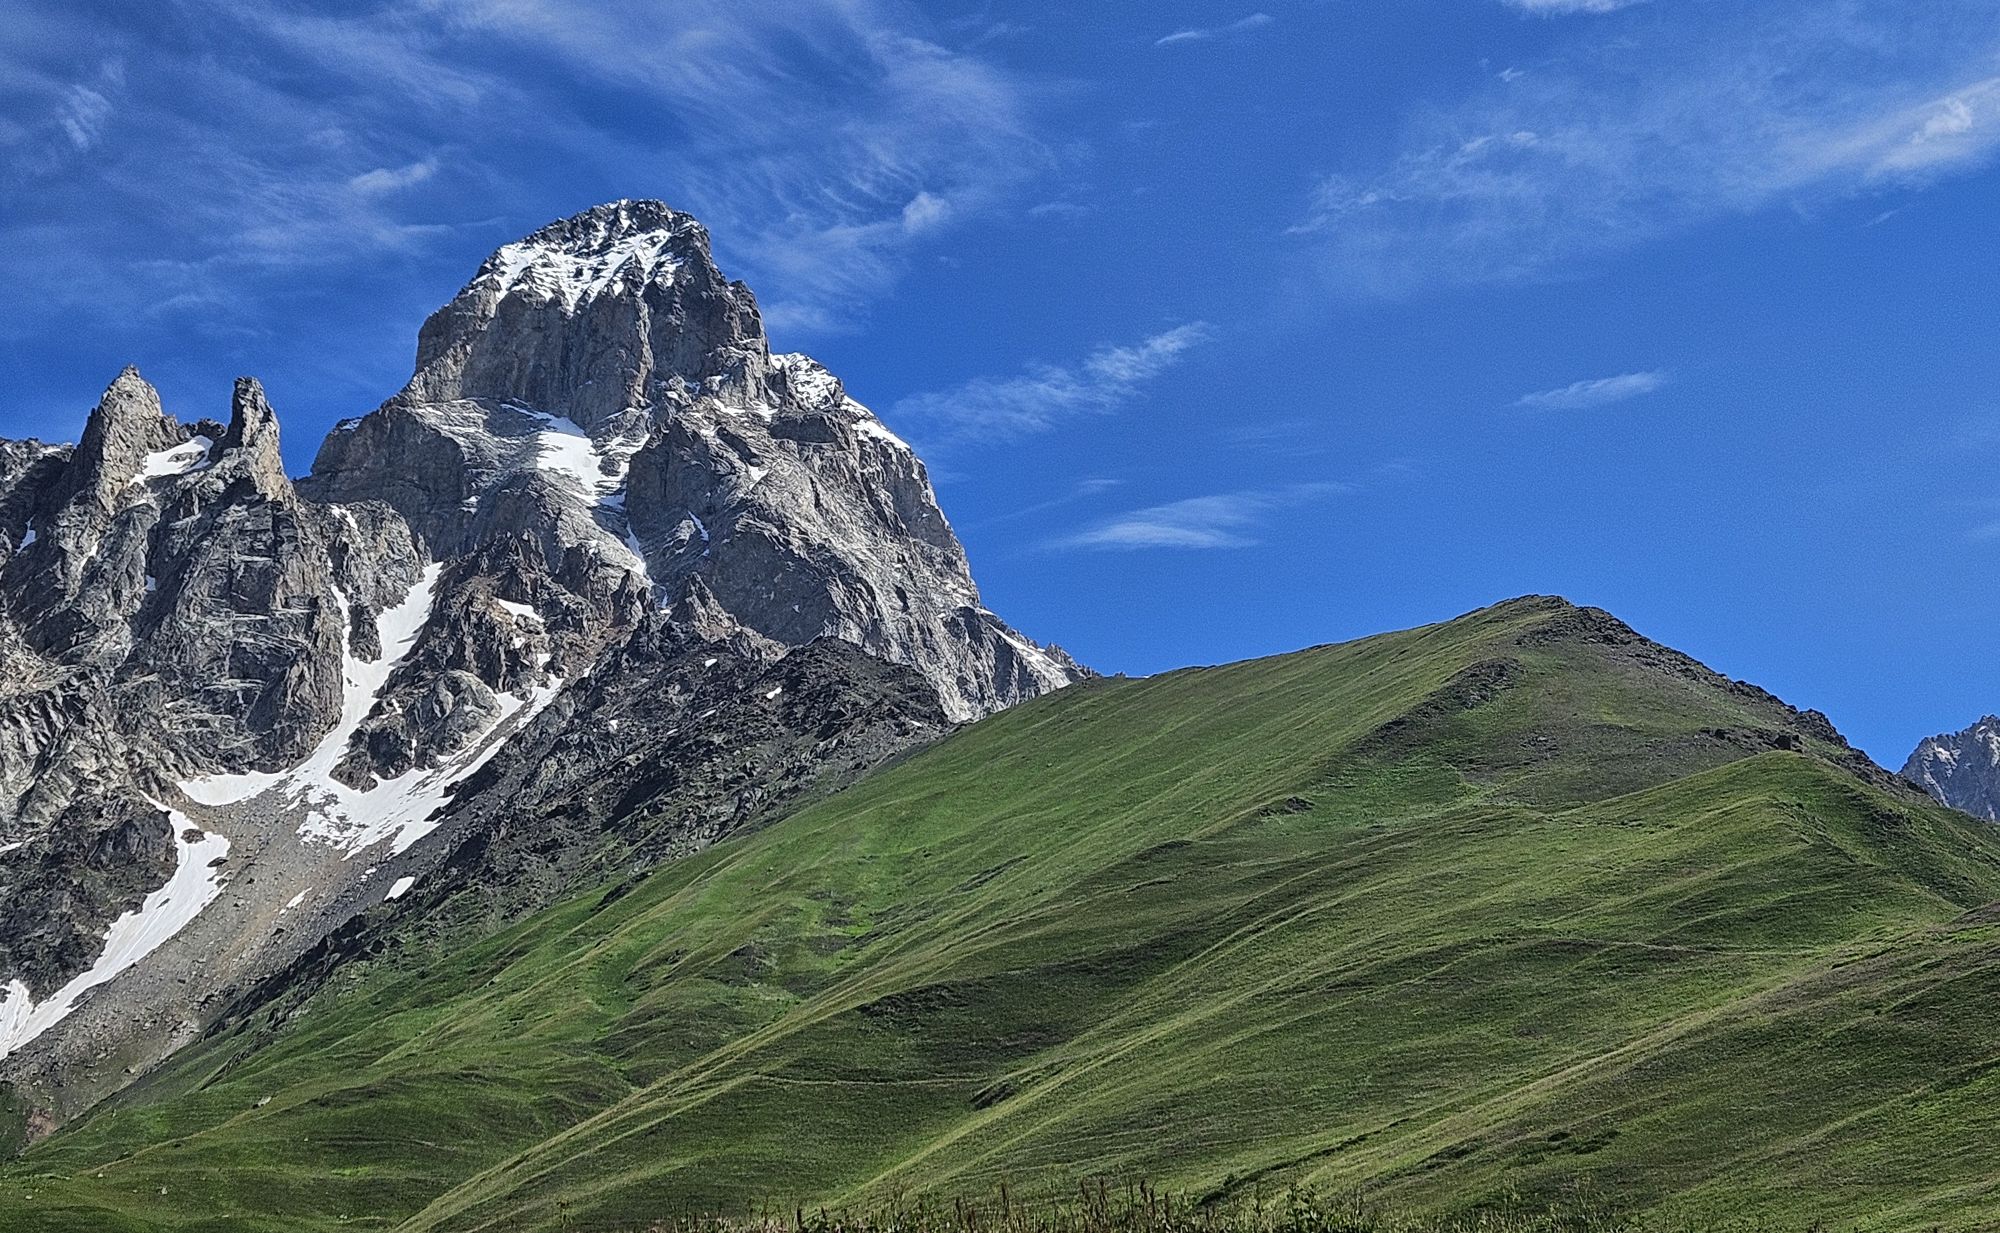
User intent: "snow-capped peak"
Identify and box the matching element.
[771,352,912,452]
[480,200,704,312]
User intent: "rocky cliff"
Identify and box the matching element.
[0,200,1083,1132]
[1904,717,2000,821]
[304,199,1080,723]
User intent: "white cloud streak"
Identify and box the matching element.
[1055,483,1347,551]
[1515,370,1668,410]
[58,82,113,151]
[0,1,1047,337]
[435,0,1050,331]
[1294,1,2000,294]
[1155,14,1274,47]
[348,158,439,195]
[968,477,1125,530]
[893,324,1210,443]
[900,190,953,234]
[1504,0,1644,15]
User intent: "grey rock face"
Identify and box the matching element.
[0,373,360,813]
[1903,717,2000,820]
[0,372,361,1071]
[305,199,1083,721]
[0,370,439,1098]
[408,200,771,429]
[0,796,173,1000]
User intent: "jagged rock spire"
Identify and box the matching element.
[405,199,770,429]
[1905,716,2000,820]
[217,377,289,491]
[308,199,1085,720]
[65,368,189,505]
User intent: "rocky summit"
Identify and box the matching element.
[0,200,1083,1131]
[1904,716,2000,821]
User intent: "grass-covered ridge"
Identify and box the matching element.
[7,596,2000,1232]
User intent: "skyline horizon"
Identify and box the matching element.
[15,316,1985,773]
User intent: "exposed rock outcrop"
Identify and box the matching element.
[304,199,1082,723]
[1904,717,2000,821]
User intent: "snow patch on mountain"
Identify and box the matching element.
[515,407,650,572]
[486,229,687,313]
[854,416,910,450]
[772,352,912,452]
[532,417,604,493]
[129,436,213,486]
[0,811,229,1059]
[301,673,562,857]
[184,563,443,809]
[182,560,564,857]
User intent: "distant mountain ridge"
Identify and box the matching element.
[1904,715,2000,820]
[0,199,1083,1129]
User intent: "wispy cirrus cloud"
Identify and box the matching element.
[0,0,1047,339]
[1054,483,1348,551]
[0,7,489,303]
[447,1,1050,331]
[966,477,1125,530]
[1294,1,2000,295]
[1155,14,1274,48]
[57,79,116,152]
[3,51,126,174]
[892,324,1210,445]
[1504,0,1644,15]
[1515,370,1668,410]
[348,159,439,196]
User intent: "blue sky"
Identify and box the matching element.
[4,0,1999,763]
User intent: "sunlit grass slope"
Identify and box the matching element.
[6,596,2000,1232]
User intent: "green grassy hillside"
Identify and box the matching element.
[7,596,2000,1232]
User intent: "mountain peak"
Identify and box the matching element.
[519,199,705,249]
[222,376,276,447]
[404,200,767,424]
[85,365,170,436]
[475,200,714,316]
[71,367,186,499]
[312,201,1079,722]
[1905,718,2000,821]
[216,376,289,491]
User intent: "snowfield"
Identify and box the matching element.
[182,560,564,858]
[0,811,229,1059]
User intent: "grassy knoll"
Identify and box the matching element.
[5,597,1999,1232]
